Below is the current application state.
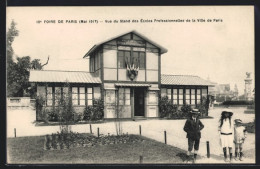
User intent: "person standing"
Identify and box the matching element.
[218,108,234,162]
[234,119,247,161]
[183,109,204,162]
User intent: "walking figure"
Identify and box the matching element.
[234,119,247,161]
[218,108,234,162]
[184,109,204,162]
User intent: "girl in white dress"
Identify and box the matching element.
[218,109,234,162]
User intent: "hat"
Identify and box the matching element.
[190,109,200,114]
[221,108,233,116]
[235,119,242,124]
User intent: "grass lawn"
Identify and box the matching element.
[7,134,187,164]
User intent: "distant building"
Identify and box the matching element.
[244,72,253,101]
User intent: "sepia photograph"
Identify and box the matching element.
[6,6,255,164]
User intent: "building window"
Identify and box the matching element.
[118,51,130,68]
[87,87,93,106]
[185,89,190,105]
[79,87,86,106]
[202,88,207,101]
[72,87,79,105]
[133,51,145,69]
[54,87,61,105]
[173,89,178,104]
[118,88,130,105]
[47,87,53,106]
[167,88,172,100]
[161,88,167,97]
[179,89,183,105]
[191,89,196,105]
[105,90,116,104]
[197,89,201,104]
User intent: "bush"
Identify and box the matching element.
[180,104,192,118]
[222,100,254,105]
[47,110,58,121]
[83,99,104,121]
[159,96,177,118]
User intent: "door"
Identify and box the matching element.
[134,88,145,116]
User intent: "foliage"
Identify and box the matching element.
[222,100,254,105]
[6,20,49,97]
[36,95,48,122]
[159,96,178,118]
[83,99,104,121]
[180,104,192,118]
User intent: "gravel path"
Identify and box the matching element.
[7,107,255,164]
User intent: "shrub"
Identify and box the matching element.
[47,110,59,121]
[83,99,104,121]
[159,96,177,118]
[181,104,192,118]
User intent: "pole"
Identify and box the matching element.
[164,130,167,144]
[207,141,210,158]
[14,128,16,138]
[139,125,142,135]
[139,156,143,163]
[97,127,100,137]
[90,124,92,134]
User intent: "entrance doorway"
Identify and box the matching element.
[134,88,145,117]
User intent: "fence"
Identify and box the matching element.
[7,97,35,109]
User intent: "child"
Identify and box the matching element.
[183,109,204,162]
[218,108,234,162]
[234,119,247,161]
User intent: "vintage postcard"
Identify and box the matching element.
[6,6,255,164]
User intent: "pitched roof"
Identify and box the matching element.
[161,74,215,86]
[84,30,168,58]
[29,70,101,84]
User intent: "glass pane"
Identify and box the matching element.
[125,93,130,100]
[197,100,201,104]
[94,93,101,99]
[119,100,124,105]
[197,89,201,94]
[47,99,52,106]
[179,89,183,94]
[173,89,177,94]
[179,100,183,105]
[197,95,201,99]
[167,89,171,95]
[55,87,61,93]
[191,100,195,105]
[73,100,78,105]
[72,94,78,100]
[191,95,195,99]
[161,88,167,97]
[80,94,85,100]
[55,99,59,105]
[88,100,93,106]
[186,89,190,94]
[173,100,178,104]
[139,52,145,69]
[118,51,124,56]
[80,99,85,105]
[186,100,190,104]
[80,87,85,93]
[87,87,92,94]
[202,89,207,95]
[94,87,101,98]
[179,95,183,99]
[191,89,195,94]
[87,94,92,100]
[186,95,190,99]
[47,94,52,99]
[47,87,52,94]
[63,87,69,93]
[125,99,130,105]
[125,88,130,94]
[173,95,178,99]
[167,94,172,100]
[72,87,78,94]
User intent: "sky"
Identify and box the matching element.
[6,6,254,95]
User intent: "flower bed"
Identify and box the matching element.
[43,132,145,150]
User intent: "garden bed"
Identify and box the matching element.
[7,134,187,164]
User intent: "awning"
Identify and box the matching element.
[115,83,151,87]
[148,87,160,91]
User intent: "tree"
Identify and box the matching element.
[6,20,49,97]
